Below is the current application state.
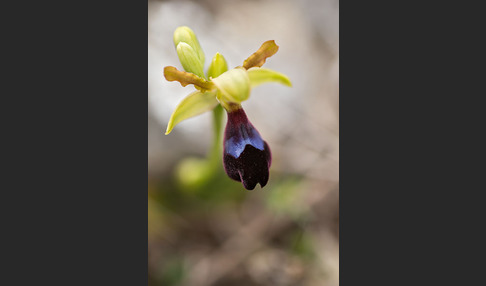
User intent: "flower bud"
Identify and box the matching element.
[173,26,205,65]
[176,42,205,79]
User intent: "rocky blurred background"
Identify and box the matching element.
[148,0,338,285]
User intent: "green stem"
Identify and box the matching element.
[209,104,224,169]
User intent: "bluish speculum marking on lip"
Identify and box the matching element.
[224,123,265,158]
[224,108,265,158]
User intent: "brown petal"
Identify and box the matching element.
[163,66,213,90]
[242,40,279,70]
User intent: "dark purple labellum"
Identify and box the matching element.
[223,107,272,190]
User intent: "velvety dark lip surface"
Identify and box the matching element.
[223,142,271,190]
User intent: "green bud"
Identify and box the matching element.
[176,42,205,79]
[176,157,213,190]
[212,68,250,104]
[173,26,205,66]
[207,53,228,79]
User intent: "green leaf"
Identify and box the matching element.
[242,40,279,69]
[207,53,228,79]
[173,26,205,66]
[247,67,292,88]
[211,68,250,104]
[176,42,205,78]
[165,90,218,135]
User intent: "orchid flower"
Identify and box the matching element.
[163,26,291,190]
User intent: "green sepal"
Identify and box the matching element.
[173,26,205,66]
[247,67,292,88]
[211,68,250,104]
[165,90,218,135]
[176,42,205,79]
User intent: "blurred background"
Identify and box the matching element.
[148,0,338,285]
